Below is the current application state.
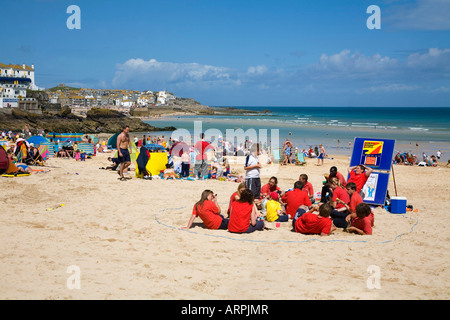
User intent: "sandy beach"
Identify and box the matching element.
[1,150,449,300]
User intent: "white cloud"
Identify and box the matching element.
[111,48,450,103]
[112,58,238,90]
[356,83,420,94]
[406,48,450,71]
[432,86,450,92]
[385,0,450,30]
[312,50,398,78]
[247,65,268,75]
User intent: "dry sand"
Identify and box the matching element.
[1,151,449,300]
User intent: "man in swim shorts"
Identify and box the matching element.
[117,125,132,180]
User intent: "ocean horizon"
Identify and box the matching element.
[143,106,450,157]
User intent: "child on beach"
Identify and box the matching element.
[227,182,247,217]
[163,163,177,180]
[346,203,374,235]
[228,189,265,234]
[281,181,312,219]
[74,150,81,161]
[340,182,364,223]
[180,151,190,177]
[184,190,229,230]
[293,203,335,236]
[265,192,289,223]
[316,144,325,166]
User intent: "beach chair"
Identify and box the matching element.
[77,143,95,156]
[272,149,281,164]
[295,152,307,166]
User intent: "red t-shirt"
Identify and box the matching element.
[261,183,281,196]
[332,186,350,209]
[228,201,253,233]
[227,192,239,215]
[281,189,311,219]
[336,172,347,187]
[350,215,373,235]
[194,140,214,160]
[192,200,222,230]
[302,181,314,198]
[348,171,369,193]
[349,192,363,214]
[295,212,332,235]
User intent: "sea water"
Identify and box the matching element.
[143,106,450,157]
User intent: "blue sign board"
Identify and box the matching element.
[350,138,396,171]
[350,138,396,205]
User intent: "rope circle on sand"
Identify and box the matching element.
[154,205,419,245]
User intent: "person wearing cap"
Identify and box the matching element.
[265,192,289,223]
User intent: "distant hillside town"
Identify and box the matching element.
[48,85,182,117]
[0,63,207,117]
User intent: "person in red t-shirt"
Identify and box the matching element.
[347,164,373,194]
[340,182,364,221]
[227,182,247,217]
[184,190,228,230]
[330,178,350,210]
[228,189,265,233]
[299,174,314,203]
[346,203,373,235]
[260,176,281,198]
[293,203,335,236]
[320,166,347,203]
[193,133,215,179]
[281,181,312,219]
[329,177,352,228]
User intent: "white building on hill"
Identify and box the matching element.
[0,63,41,108]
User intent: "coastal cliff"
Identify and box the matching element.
[0,108,176,134]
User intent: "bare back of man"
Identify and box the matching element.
[117,126,132,180]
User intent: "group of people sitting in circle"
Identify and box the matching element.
[184,163,375,236]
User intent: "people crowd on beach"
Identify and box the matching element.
[180,134,380,236]
[184,157,375,236]
[1,125,444,237]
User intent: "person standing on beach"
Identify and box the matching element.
[244,143,262,199]
[193,133,214,179]
[117,125,132,181]
[317,144,325,166]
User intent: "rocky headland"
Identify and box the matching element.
[0,107,176,134]
[0,89,270,134]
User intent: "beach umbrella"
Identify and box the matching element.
[107,133,120,149]
[144,143,166,152]
[169,141,190,157]
[27,135,49,147]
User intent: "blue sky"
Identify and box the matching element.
[1,0,450,107]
